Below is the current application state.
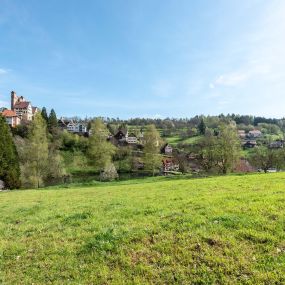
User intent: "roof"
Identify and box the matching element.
[249,130,261,133]
[32,107,38,114]
[1,109,18,117]
[14,101,31,109]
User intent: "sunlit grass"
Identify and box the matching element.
[1,173,285,284]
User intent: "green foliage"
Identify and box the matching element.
[19,113,49,188]
[0,115,21,189]
[198,124,241,174]
[100,163,119,181]
[88,118,116,171]
[249,147,284,172]
[1,173,285,284]
[143,124,163,175]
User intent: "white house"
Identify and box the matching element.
[67,120,87,134]
[126,132,138,144]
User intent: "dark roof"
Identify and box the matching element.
[114,130,127,140]
[14,101,31,109]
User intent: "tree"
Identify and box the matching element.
[249,147,283,173]
[215,124,241,174]
[88,118,116,174]
[198,118,206,135]
[0,115,21,189]
[143,124,162,176]
[197,124,241,174]
[20,113,49,188]
[48,109,58,133]
[41,107,48,123]
[100,163,119,181]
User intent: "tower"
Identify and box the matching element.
[11,91,18,110]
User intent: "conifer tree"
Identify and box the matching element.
[0,115,21,189]
[198,118,206,135]
[143,124,162,176]
[48,109,58,133]
[41,107,48,123]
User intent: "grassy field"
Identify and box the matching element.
[1,174,285,284]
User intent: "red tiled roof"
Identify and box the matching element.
[14,101,30,109]
[2,109,18,117]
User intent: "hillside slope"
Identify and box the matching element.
[1,174,285,284]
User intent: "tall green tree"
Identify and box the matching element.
[88,118,116,174]
[48,109,58,133]
[198,124,241,174]
[215,124,241,174]
[198,118,206,135]
[20,113,49,188]
[41,107,48,123]
[143,124,162,176]
[0,115,21,189]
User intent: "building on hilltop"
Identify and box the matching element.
[10,91,38,121]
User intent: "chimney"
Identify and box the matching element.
[11,91,17,110]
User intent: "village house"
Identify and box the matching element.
[1,109,21,127]
[112,129,140,146]
[161,143,173,155]
[162,158,179,172]
[269,140,284,149]
[66,120,87,134]
[248,129,262,138]
[243,140,257,149]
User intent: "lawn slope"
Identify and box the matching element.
[1,174,285,284]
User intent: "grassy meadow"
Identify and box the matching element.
[1,173,285,284]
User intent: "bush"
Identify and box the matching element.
[100,163,119,181]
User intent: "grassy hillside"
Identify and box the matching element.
[1,174,285,284]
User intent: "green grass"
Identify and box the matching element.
[1,173,285,284]
[165,135,202,146]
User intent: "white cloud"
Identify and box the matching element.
[0,68,8,75]
[210,1,285,91]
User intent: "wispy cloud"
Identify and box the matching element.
[0,68,8,75]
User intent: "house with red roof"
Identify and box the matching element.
[1,109,21,127]
[10,91,38,121]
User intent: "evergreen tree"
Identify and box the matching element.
[143,124,162,176]
[48,109,58,133]
[0,115,21,189]
[20,113,49,188]
[41,107,48,123]
[88,118,116,174]
[198,118,206,135]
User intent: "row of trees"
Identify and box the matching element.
[0,111,164,189]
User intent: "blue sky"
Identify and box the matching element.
[0,0,285,118]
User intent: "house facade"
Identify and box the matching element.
[10,91,38,122]
[1,109,21,127]
[248,130,262,138]
[161,143,173,155]
[65,120,87,134]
